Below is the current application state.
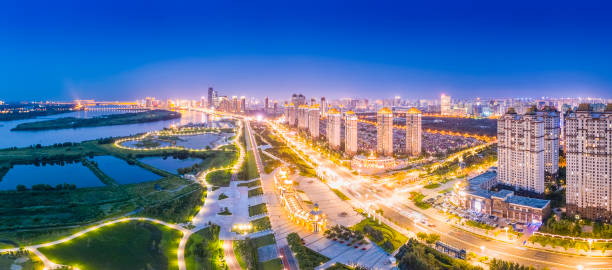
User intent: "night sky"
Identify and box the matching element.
[1,0,611,101]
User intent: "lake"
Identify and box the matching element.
[138,156,203,174]
[0,162,104,190]
[0,110,217,149]
[90,156,161,184]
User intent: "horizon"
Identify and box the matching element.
[2,0,612,101]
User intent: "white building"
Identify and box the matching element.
[345,110,358,155]
[297,105,309,130]
[497,108,545,194]
[537,107,560,175]
[405,107,422,156]
[565,104,612,220]
[308,105,320,139]
[441,94,451,116]
[377,107,393,157]
[327,108,342,149]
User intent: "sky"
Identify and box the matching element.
[1,0,611,101]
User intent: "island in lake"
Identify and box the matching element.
[11,109,181,131]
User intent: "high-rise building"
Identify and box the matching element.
[311,98,317,106]
[321,97,327,116]
[327,108,342,149]
[537,107,560,175]
[273,101,278,114]
[345,110,358,155]
[405,107,422,156]
[218,96,230,112]
[287,103,296,126]
[231,96,238,113]
[240,96,246,112]
[441,94,451,115]
[207,87,217,108]
[200,96,206,108]
[308,105,320,138]
[377,107,393,156]
[291,94,306,106]
[297,105,309,129]
[565,104,612,220]
[497,108,545,193]
[264,97,269,112]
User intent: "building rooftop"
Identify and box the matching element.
[327,108,340,114]
[345,110,355,115]
[466,171,550,210]
[378,107,392,114]
[406,107,421,114]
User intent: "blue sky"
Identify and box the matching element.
[1,0,611,101]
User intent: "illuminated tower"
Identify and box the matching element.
[327,108,341,149]
[345,110,358,155]
[288,103,296,126]
[298,105,309,130]
[231,96,238,113]
[565,104,612,220]
[497,107,545,193]
[308,105,320,138]
[320,97,327,116]
[240,96,246,113]
[405,107,422,156]
[377,107,393,156]
[441,94,451,115]
[264,96,269,112]
[537,106,560,175]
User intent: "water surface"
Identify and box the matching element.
[138,156,203,174]
[90,156,161,184]
[0,162,104,190]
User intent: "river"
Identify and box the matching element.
[0,109,214,149]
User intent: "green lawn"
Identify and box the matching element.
[234,234,281,270]
[409,191,432,210]
[206,169,232,187]
[352,217,408,253]
[287,233,329,270]
[248,187,264,197]
[238,151,260,180]
[249,204,268,217]
[424,182,441,189]
[39,221,182,270]
[251,217,272,232]
[238,179,261,188]
[185,225,225,270]
[465,220,495,230]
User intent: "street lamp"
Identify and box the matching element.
[504,227,509,240]
[588,238,593,254]
[480,245,485,254]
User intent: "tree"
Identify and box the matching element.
[16,184,27,191]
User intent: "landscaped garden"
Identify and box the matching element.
[39,221,182,270]
[249,204,268,217]
[352,217,408,253]
[185,225,226,270]
[287,233,329,270]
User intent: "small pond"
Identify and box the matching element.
[138,156,203,174]
[0,162,104,190]
[90,156,161,184]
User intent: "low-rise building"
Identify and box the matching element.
[454,170,551,224]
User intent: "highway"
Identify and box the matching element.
[268,121,612,270]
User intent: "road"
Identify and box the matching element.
[223,240,242,270]
[268,121,612,270]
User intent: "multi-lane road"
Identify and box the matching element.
[268,121,612,270]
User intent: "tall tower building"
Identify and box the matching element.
[297,105,309,130]
[264,97,269,112]
[377,107,394,156]
[537,107,560,175]
[565,104,612,220]
[207,87,215,108]
[345,110,358,155]
[240,96,246,113]
[308,105,320,138]
[231,96,238,113]
[405,107,422,156]
[327,108,342,149]
[273,101,278,114]
[288,103,296,126]
[311,98,317,106]
[497,108,545,193]
[321,97,327,116]
[441,94,451,115]
[291,94,306,106]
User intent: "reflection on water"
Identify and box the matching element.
[0,162,104,190]
[0,110,211,148]
[90,156,161,184]
[138,156,202,174]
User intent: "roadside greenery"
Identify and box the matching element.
[465,220,495,231]
[409,192,432,210]
[352,217,408,253]
[249,203,268,217]
[331,188,350,201]
[251,217,272,232]
[395,239,481,270]
[489,259,539,270]
[234,234,281,270]
[248,187,264,197]
[238,151,260,180]
[206,169,232,187]
[287,233,329,270]
[185,225,226,270]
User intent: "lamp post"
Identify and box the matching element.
[504,227,509,240]
[588,238,593,254]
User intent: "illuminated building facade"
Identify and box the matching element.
[377,107,393,156]
[497,108,545,194]
[441,94,451,115]
[320,97,327,116]
[565,104,612,220]
[297,105,309,130]
[327,108,341,149]
[288,103,296,126]
[405,107,422,156]
[350,151,403,174]
[537,107,560,175]
[344,110,358,155]
[275,168,327,232]
[240,96,246,113]
[308,105,320,138]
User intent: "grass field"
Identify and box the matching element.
[248,187,264,197]
[287,233,329,270]
[39,221,182,270]
[238,151,260,180]
[352,217,408,253]
[249,204,268,217]
[238,179,261,188]
[185,225,225,270]
[234,234,281,270]
[251,216,272,232]
[206,169,232,187]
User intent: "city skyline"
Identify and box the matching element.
[2,1,612,101]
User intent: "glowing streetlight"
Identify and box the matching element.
[504,227,509,239]
[577,265,584,270]
[480,245,485,254]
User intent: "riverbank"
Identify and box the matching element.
[11,109,181,131]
